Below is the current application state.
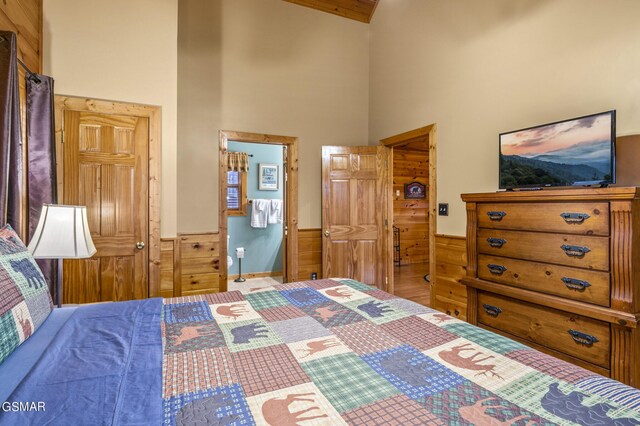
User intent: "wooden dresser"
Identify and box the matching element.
[461,187,640,387]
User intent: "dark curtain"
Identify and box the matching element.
[27,74,57,298]
[0,31,23,231]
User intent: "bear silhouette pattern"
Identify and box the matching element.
[230,323,269,344]
[282,288,329,307]
[175,394,238,426]
[357,301,393,318]
[9,258,45,289]
[165,302,213,323]
[541,383,639,426]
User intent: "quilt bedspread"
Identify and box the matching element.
[3,278,640,425]
[161,278,640,425]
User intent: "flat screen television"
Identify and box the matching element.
[499,110,616,189]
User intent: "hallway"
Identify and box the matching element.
[393,262,430,307]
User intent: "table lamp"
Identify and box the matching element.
[27,205,97,307]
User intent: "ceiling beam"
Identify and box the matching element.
[283,0,379,24]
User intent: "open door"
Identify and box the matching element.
[321,146,391,290]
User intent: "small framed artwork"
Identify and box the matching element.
[404,181,426,199]
[259,163,279,190]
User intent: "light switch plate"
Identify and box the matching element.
[438,203,449,216]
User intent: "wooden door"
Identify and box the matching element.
[63,111,149,303]
[322,146,390,289]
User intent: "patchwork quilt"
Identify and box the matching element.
[4,279,640,425]
[0,225,53,365]
[161,279,640,426]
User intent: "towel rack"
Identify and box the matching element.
[248,199,282,204]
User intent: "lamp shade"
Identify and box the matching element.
[28,204,97,259]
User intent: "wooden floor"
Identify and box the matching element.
[393,262,431,306]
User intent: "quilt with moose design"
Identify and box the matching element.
[159,279,640,425]
[3,279,640,425]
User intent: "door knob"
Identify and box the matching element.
[136,241,146,250]
[324,230,330,237]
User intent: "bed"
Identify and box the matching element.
[2,278,640,425]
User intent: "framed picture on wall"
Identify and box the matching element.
[404,181,426,199]
[259,163,279,190]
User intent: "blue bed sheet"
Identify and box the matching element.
[0,307,76,403]
[0,298,163,425]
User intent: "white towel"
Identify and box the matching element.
[268,199,283,224]
[250,199,270,228]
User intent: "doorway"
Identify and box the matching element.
[380,124,437,306]
[54,96,162,303]
[218,131,299,292]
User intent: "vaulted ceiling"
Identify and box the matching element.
[283,0,379,24]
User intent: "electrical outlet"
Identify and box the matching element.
[438,203,449,216]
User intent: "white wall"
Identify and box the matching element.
[43,0,178,237]
[178,0,370,232]
[369,0,640,236]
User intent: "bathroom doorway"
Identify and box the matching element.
[218,131,299,291]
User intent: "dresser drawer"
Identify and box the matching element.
[478,255,610,306]
[478,229,609,271]
[478,202,609,236]
[477,292,610,368]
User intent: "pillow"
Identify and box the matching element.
[0,224,53,365]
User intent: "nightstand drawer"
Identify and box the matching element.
[478,202,609,236]
[478,292,610,368]
[478,229,609,271]
[478,255,610,306]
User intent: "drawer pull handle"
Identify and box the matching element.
[487,211,507,221]
[568,329,599,346]
[561,244,591,257]
[561,277,592,291]
[482,304,502,317]
[487,238,507,248]
[487,264,507,275]
[561,212,591,224]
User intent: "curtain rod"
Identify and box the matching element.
[0,34,42,84]
[228,151,253,157]
[17,58,41,84]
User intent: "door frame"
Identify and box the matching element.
[54,95,162,297]
[380,124,437,297]
[218,130,299,291]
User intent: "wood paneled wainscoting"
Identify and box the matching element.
[297,228,322,281]
[179,233,221,296]
[432,234,467,320]
[160,230,467,309]
[160,229,322,297]
[159,233,221,297]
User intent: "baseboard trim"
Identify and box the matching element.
[228,271,283,280]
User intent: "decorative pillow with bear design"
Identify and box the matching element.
[0,224,53,365]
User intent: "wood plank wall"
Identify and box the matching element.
[160,238,181,298]
[0,1,40,72]
[179,233,221,296]
[297,228,322,281]
[393,149,429,265]
[432,234,468,320]
[0,0,42,239]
